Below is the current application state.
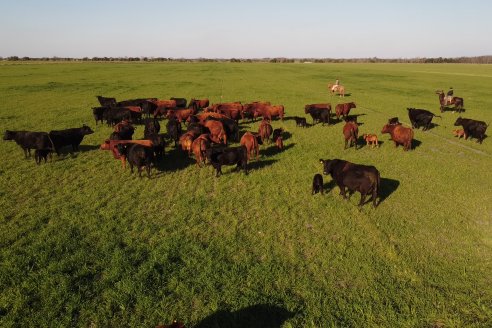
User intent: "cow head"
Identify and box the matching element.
[388,117,400,125]
[319,159,334,175]
[381,124,394,134]
[454,117,463,126]
[3,130,14,140]
[81,125,95,135]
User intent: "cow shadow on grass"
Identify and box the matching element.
[322,179,337,193]
[412,138,422,149]
[154,147,194,173]
[259,143,295,157]
[78,145,101,152]
[378,178,400,205]
[195,304,295,328]
[441,106,465,113]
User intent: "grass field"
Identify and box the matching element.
[0,62,491,327]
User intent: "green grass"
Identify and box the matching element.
[0,62,491,327]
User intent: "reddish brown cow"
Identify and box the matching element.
[195,112,229,124]
[166,108,196,123]
[343,121,359,149]
[276,136,284,149]
[191,134,211,166]
[179,131,199,155]
[254,105,285,121]
[242,102,270,121]
[216,103,243,121]
[335,102,356,120]
[189,98,209,110]
[240,132,261,161]
[381,124,414,151]
[203,120,227,144]
[258,120,273,143]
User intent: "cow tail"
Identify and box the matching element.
[372,171,381,207]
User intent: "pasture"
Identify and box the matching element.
[0,62,491,327]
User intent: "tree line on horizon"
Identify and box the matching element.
[2,55,492,64]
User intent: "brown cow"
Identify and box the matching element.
[166,108,196,123]
[191,134,211,167]
[362,134,379,148]
[276,136,284,149]
[381,124,414,151]
[452,129,466,139]
[343,121,358,149]
[179,131,199,155]
[203,120,227,144]
[335,102,356,120]
[216,103,243,121]
[254,105,285,121]
[240,132,261,161]
[258,120,273,143]
[152,99,177,118]
[195,112,229,124]
[242,102,271,121]
[189,98,209,110]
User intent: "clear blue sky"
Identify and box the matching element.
[1,0,491,58]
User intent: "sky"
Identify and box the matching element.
[1,0,491,58]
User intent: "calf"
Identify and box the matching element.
[276,136,284,149]
[320,159,380,208]
[343,121,358,149]
[381,124,413,151]
[452,129,465,139]
[35,149,51,164]
[206,146,248,177]
[240,132,262,161]
[407,108,440,131]
[117,143,154,178]
[3,130,53,158]
[294,116,307,127]
[454,117,488,144]
[362,134,379,148]
[272,128,283,142]
[312,174,324,195]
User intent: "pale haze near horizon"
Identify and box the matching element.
[1,0,491,58]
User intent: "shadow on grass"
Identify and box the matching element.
[378,178,400,205]
[259,143,295,157]
[154,147,193,173]
[441,106,465,113]
[195,304,295,328]
[412,138,422,149]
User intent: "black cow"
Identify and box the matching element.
[407,108,441,131]
[143,118,160,139]
[147,133,166,160]
[294,117,307,127]
[304,107,323,125]
[166,117,182,147]
[206,146,248,177]
[49,125,94,154]
[106,107,132,126]
[320,159,380,208]
[312,174,324,195]
[205,116,239,142]
[92,106,107,125]
[3,130,53,158]
[97,96,116,107]
[170,97,187,108]
[272,128,283,142]
[454,117,488,144]
[388,117,401,125]
[110,125,135,141]
[35,149,51,164]
[117,143,154,178]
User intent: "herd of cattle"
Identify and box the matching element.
[3,91,489,208]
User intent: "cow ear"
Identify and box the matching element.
[319,159,325,164]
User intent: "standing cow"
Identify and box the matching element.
[454,117,488,144]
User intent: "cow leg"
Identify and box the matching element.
[359,193,367,208]
[344,139,348,149]
[23,148,29,158]
[130,163,134,174]
[146,164,151,178]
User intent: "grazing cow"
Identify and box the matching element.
[117,143,154,178]
[254,105,285,121]
[166,108,196,123]
[320,159,380,208]
[214,103,243,122]
[294,116,307,127]
[34,149,51,164]
[187,122,209,136]
[3,130,53,158]
[388,117,401,125]
[258,120,273,143]
[240,132,262,161]
[407,108,441,131]
[195,112,229,124]
[48,125,94,155]
[454,117,488,144]
[363,134,379,148]
[452,129,466,139]
[343,121,358,149]
[276,136,284,149]
[166,117,182,147]
[305,104,331,125]
[335,102,356,120]
[272,128,283,142]
[312,174,324,195]
[170,97,187,108]
[111,120,135,140]
[242,102,270,121]
[203,120,227,144]
[381,124,414,150]
[179,131,199,155]
[143,118,160,139]
[205,116,239,142]
[191,134,211,167]
[96,95,117,107]
[153,99,177,118]
[206,146,248,177]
